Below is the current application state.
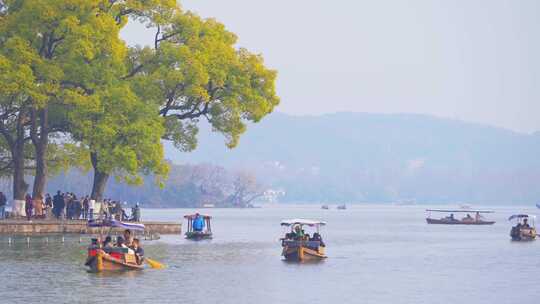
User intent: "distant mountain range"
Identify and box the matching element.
[165,112,540,204]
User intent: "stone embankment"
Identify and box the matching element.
[0,219,181,235]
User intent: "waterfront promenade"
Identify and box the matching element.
[0,219,181,235]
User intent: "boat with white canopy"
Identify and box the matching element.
[85,219,145,272]
[280,219,327,262]
[509,214,537,241]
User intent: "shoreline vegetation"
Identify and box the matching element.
[40,163,268,208]
[0,1,279,210]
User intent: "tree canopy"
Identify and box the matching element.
[0,0,279,202]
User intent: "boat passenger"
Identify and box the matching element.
[103,236,113,249]
[475,212,481,222]
[116,236,127,248]
[462,214,473,222]
[193,213,205,232]
[293,225,304,240]
[123,229,133,247]
[522,218,530,229]
[311,233,325,247]
[132,238,144,265]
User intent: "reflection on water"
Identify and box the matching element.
[1,205,540,304]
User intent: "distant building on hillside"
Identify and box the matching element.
[262,189,286,203]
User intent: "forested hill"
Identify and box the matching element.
[166,112,540,204]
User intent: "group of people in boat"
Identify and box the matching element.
[283,224,325,247]
[444,212,483,222]
[93,229,145,265]
[510,218,534,240]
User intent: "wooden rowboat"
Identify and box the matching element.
[282,240,327,262]
[280,219,327,262]
[185,231,213,240]
[86,247,144,272]
[425,209,496,225]
[426,218,495,225]
[510,227,537,241]
[509,214,537,242]
[184,214,213,240]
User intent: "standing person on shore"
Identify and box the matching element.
[52,191,64,219]
[33,194,44,219]
[0,192,6,219]
[45,194,53,218]
[115,201,122,220]
[66,194,73,219]
[73,195,82,220]
[65,194,71,219]
[82,196,89,220]
[88,198,95,220]
[25,194,33,221]
[102,200,110,219]
[131,203,141,222]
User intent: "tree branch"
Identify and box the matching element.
[121,64,144,80]
[154,25,161,50]
[60,81,94,95]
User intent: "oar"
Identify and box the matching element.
[145,257,165,269]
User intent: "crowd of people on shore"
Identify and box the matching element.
[0,190,141,222]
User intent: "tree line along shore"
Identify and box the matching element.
[0,1,279,208]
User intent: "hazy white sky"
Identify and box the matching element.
[123,0,540,133]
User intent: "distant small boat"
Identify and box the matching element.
[321,205,329,210]
[459,204,472,210]
[184,214,213,240]
[425,209,495,225]
[394,198,417,206]
[337,205,347,210]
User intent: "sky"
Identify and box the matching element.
[122,0,540,133]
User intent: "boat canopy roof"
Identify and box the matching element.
[426,209,494,213]
[184,214,212,220]
[280,219,326,227]
[87,219,145,231]
[508,214,536,221]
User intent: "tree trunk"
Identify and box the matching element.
[90,152,109,202]
[12,111,28,200]
[31,108,49,199]
[0,107,30,201]
[12,146,28,200]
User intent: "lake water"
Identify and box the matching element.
[0,205,539,304]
